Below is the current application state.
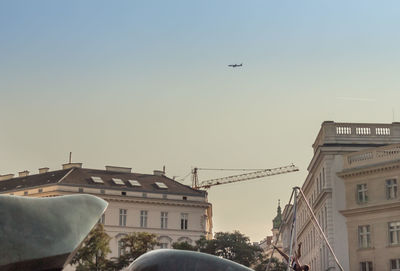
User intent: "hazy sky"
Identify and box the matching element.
[1,1,400,242]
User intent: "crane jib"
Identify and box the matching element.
[193,164,299,189]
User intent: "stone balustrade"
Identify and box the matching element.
[312,121,400,153]
[343,143,400,169]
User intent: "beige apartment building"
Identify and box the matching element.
[281,121,400,271]
[339,144,400,271]
[0,163,213,262]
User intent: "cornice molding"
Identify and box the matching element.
[100,194,211,208]
[338,162,400,178]
[340,201,400,217]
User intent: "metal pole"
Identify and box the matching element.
[286,188,297,271]
[296,187,344,271]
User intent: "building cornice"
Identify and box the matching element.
[340,201,400,217]
[100,194,211,208]
[59,183,204,198]
[338,161,400,178]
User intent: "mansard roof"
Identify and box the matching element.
[0,167,206,197]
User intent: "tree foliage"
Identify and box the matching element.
[71,223,111,271]
[114,232,159,269]
[172,241,197,251]
[174,231,262,267]
[203,231,262,267]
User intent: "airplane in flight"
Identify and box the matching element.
[228,63,243,68]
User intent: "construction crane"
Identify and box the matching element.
[191,164,299,189]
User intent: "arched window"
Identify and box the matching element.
[177,236,193,244]
[158,236,173,249]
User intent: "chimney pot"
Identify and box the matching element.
[62,163,82,170]
[0,174,15,181]
[39,167,50,174]
[18,170,29,177]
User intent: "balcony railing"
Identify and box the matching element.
[313,122,400,152]
[344,143,400,169]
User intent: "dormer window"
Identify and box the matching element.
[112,178,125,185]
[155,182,168,189]
[128,180,141,187]
[91,177,104,184]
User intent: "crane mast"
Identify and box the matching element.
[192,164,299,189]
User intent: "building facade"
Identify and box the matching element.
[282,121,400,271]
[339,144,400,271]
[0,164,213,261]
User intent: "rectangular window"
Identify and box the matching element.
[78,188,83,193]
[386,179,398,199]
[140,210,148,228]
[181,213,188,230]
[391,259,400,271]
[101,213,105,224]
[118,240,124,257]
[357,184,368,203]
[358,225,371,248]
[38,188,43,193]
[161,212,168,229]
[389,221,400,245]
[360,261,373,271]
[119,209,127,226]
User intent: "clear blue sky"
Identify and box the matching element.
[1,0,400,242]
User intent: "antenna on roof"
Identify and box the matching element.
[69,152,72,164]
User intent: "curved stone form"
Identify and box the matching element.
[127,249,254,271]
[0,194,107,271]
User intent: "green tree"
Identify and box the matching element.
[114,232,158,269]
[254,256,287,271]
[172,241,197,251]
[196,231,262,267]
[71,223,111,271]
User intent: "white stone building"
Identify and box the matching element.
[0,163,213,261]
[282,121,400,271]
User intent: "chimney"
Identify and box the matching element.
[62,163,83,170]
[39,167,49,174]
[18,170,29,177]
[153,170,164,176]
[0,174,15,181]
[105,166,132,173]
